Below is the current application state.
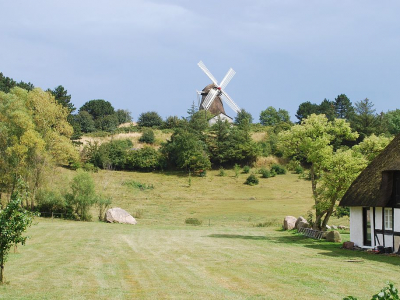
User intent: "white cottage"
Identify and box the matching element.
[339,134,400,253]
[208,113,233,126]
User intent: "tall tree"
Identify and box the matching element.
[317,99,336,121]
[334,94,354,120]
[260,106,290,126]
[278,114,360,230]
[79,99,115,120]
[385,109,400,135]
[47,85,75,113]
[0,190,35,283]
[137,111,164,127]
[235,109,253,125]
[295,101,319,123]
[352,98,377,140]
[115,109,132,125]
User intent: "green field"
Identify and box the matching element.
[1,170,400,299]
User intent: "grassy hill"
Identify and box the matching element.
[2,169,399,299]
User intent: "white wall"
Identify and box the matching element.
[350,207,364,247]
[394,208,400,232]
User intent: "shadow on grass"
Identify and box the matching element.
[271,232,400,266]
[207,234,269,240]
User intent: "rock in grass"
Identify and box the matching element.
[326,230,341,242]
[105,208,137,225]
[283,216,297,230]
[295,216,309,230]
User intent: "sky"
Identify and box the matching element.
[1,0,400,122]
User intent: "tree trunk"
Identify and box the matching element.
[0,257,4,284]
[321,206,334,231]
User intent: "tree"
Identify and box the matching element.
[115,109,132,125]
[260,106,290,126]
[235,109,253,125]
[353,134,392,162]
[278,114,360,229]
[318,99,336,121]
[352,98,377,140]
[79,99,115,121]
[137,111,163,127]
[74,110,96,133]
[0,72,34,93]
[334,94,354,120]
[47,85,75,113]
[385,109,400,135]
[295,101,319,123]
[66,170,97,221]
[0,191,35,283]
[94,114,119,132]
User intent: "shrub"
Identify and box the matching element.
[35,189,66,213]
[96,195,112,221]
[344,282,399,300]
[259,168,272,178]
[270,169,276,177]
[122,180,154,190]
[271,164,286,175]
[139,129,155,144]
[219,167,226,177]
[126,146,161,171]
[137,111,163,127]
[245,174,259,186]
[243,165,251,174]
[234,164,240,178]
[185,218,202,226]
[294,165,304,174]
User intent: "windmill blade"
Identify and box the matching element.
[221,90,241,113]
[219,68,236,90]
[198,61,219,86]
[203,88,219,110]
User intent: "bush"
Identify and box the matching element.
[245,174,259,186]
[139,129,155,144]
[122,180,154,190]
[259,168,272,178]
[137,111,163,127]
[234,164,240,178]
[126,146,161,171]
[219,167,226,177]
[35,189,66,213]
[271,164,286,175]
[344,282,399,300]
[243,165,251,174]
[185,218,202,226]
[294,165,304,174]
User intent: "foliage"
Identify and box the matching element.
[234,164,240,178]
[35,189,66,213]
[0,191,35,283]
[243,166,251,174]
[352,98,378,140]
[385,109,400,135]
[137,111,163,127]
[278,114,361,230]
[259,168,272,178]
[245,174,259,186]
[271,164,286,175]
[139,129,155,144]
[219,167,226,177]
[74,111,96,133]
[185,217,202,226]
[65,170,97,221]
[259,106,290,126]
[334,94,354,120]
[344,282,399,300]
[164,115,187,129]
[47,85,75,113]
[79,99,115,121]
[122,180,154,190]
[126,146,162,171]
[353,134,392,162]
[296,101,319,123]
[235,108,253,125]
[96,195,112,221]
[94,114,119,132]
[115,109,132,124]
[0,72,34,93]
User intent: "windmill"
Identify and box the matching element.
[197,61,241,117]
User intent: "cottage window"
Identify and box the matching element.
[384,208,393,230]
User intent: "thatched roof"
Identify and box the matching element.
[200,83,226,116]
[340,133,400,207]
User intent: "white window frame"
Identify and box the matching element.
[384,208,393,230]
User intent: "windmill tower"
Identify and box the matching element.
[197,61,241,116]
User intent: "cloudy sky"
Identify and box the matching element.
[1,0,400,122]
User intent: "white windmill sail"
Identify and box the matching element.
[197,61,241,114]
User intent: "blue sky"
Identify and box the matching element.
[1,0,400,122]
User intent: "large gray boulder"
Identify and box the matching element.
[105,208,137,225]
[295,216,309,230]
[326,230,341,242]
[283,216,297,230]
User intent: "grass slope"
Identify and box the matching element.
[2,170,397,299]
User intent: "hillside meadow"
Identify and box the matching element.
[1,169,400,299]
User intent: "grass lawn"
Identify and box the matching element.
[1,169,399,299]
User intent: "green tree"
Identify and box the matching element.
[94,114,119,132]
[385,109,400,135]
[0,72,34,93]
[0,191,35,283]
[318,99,336,121]
[235,109,253,125]
[352,98,377,140]
[139,129,155,144]
[115,109,132,125]
[278,114,360,229]
[353,134,392,162]
[66,170,97,221]
[47,85,75,113]
[137,111,163,127]
[79,99,115,123]
[296,101,319,123]
[74,110,96,133]
[334,94,354,120]
[260,106,290,126]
